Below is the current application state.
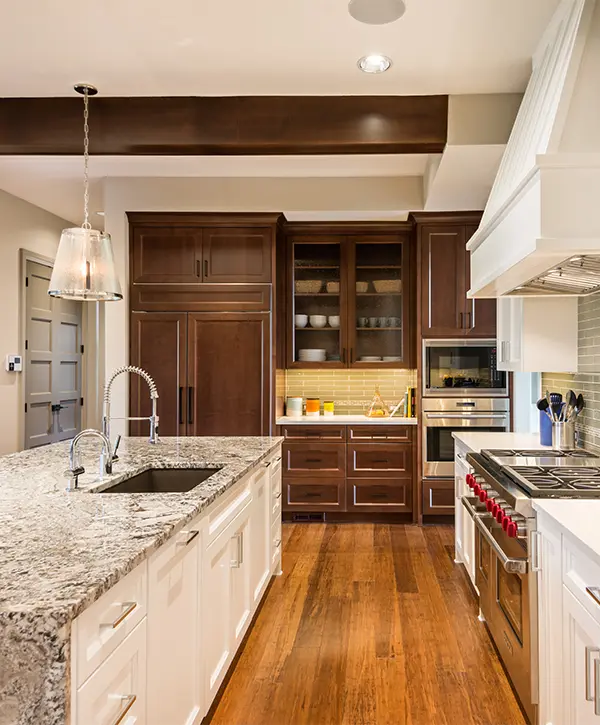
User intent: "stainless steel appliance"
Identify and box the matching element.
[423,339,508,397]
[462,448,599,725]
[422,398,510,477]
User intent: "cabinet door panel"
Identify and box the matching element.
[203,227,272,283]
[231,508,252,648]
[347,443,412,477]
[465,225,496,337]
[347,478,412,513]
[562,587,600,725]
[420,226,467,337]
[203,531,233,703]
[147,529,202,725]
[188,312,270,436]
[423,479,454,515]
[283,479,346,510]
[250,467,271,604]
[283,442,345,477]
[130,312,187,437]
[131,227,201,284]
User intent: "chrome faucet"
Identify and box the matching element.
[65,429,113,491]
[103,365,159,445]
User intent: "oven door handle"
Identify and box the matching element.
[424,413,509,419]
[472,511,529,575]
[461,495,489,521]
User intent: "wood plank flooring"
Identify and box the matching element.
[206,524,527,725]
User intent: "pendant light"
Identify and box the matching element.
[348,0,406,25]
[48,84,122,301]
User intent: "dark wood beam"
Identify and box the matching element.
[0,95,448,155]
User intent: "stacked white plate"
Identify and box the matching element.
[382,356,402,362]
[298,348,327,362]
[359,356,382,362]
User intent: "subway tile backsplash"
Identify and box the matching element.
[283,369,417,414]
[542,292,600,451]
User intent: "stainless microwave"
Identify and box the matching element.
[423,339,508,398]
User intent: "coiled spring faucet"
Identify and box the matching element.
[103,365,159,445]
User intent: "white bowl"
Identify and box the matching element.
[328,316,340,329]
[309,315,327,329]
[295,314,308,328]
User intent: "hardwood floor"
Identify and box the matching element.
[206,524,527,725]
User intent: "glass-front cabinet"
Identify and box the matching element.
[287,231,412,369]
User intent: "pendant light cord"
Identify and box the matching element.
[82,88,91,230]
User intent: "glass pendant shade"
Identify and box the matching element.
[48,227,122,301]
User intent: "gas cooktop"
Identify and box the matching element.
[482,448,599,468]
[505,464,600,496]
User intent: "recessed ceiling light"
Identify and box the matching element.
[357,54,392,74]
[349,0,406,25]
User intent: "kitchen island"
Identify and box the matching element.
[0,435,283,725]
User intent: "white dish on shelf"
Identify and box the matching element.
[382,356,402,362]
[328,316,340,329]
[298,348,327,362]
[359,356,382,362]
[309,315,327,328]
[294,314,308,328]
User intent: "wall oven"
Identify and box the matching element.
[422,398,510,477]
[423,339,508,397]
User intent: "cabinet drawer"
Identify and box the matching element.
[563,534,600,625]
[423,479,454,515]
[73,563,148,688]
[74,618,147,725]
[347,443,412,476]
[283,442,346,477]
[348,425,413,441]
[205,473,253,545]
[283,479,346,510]
[282,425,346,441]
[347,478,412,512]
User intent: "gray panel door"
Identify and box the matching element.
[25,261,83,448]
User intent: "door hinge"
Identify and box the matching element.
[25,340,28,350]
[80,344,84,354]
[80,397,84,407]
[25,277,28,287]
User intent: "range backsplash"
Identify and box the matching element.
[542,293,600,450]
[282,369,417,415]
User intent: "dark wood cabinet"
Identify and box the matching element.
[417,216,496,338]
[283,442,346,477]
[347,478,412,513]
[285,224,414,369]
[187,312,270,436]
[128,213,281,437]
[347,443,412,477]
[131,227,202,284]
[282,425,346,441]
[130,312,187,437]
[202,227,272,283]
[423,479,454,516]
[284,479,346,510]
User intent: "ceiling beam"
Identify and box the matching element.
[0,95,448,156]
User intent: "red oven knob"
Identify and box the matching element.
[492,502,501,517]
[495,509,504,524]
[506,521,518,538]
[479,489,488,502]
[486,498,495,512]
[502,515,512,532]
[466,474,474,487]
[473,483,481,496]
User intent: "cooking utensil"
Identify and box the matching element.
[545,390,556,422]
[575,393,585,418]
[537,397,554,422]
[564,390,577,422]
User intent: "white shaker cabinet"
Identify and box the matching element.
[496,297,577,373]
[230,505,253,649]
[562,587,600,725]
[250,464,272,604]
[147,524,203,725]
[454,441,476,589]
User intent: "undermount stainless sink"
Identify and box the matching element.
[97,468,221,494]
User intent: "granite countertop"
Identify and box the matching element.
[0,435,282,725]
[276,415,418,425]
[452,431,549,452]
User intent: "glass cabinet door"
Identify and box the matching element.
[289,238,346,367]
[349,237,407,367]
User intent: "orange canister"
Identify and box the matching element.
[306,398,320,417]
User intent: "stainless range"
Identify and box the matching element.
[463,447,600,725]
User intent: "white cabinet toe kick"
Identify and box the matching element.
[70,445,283,725]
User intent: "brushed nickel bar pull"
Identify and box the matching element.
[101,602,137,630]
[274,491,282,500]
[585,646,600,701]
[595,658,600,715]
[230,533,242,568]
[177,530,199,547]
[587,587,600,608]
[108,694,136,725]
[274,538,282,548]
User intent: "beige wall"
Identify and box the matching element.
[0,190,69,454]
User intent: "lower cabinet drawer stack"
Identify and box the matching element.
[281,425,414,516]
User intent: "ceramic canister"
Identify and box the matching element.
[286,397,303,417]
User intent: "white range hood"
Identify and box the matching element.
[468,0,600,297]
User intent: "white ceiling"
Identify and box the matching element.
[0,0,559,97]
